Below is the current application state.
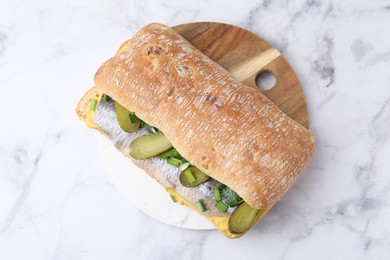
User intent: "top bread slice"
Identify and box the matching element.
[82,23,315,209]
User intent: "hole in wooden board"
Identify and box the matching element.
[255,71,276,91]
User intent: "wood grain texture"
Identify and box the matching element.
[173,22,309,128]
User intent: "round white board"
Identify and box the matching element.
[98,137,215,230]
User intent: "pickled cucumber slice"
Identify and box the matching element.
[115,101,140,133]
[228,202,261,234]
[179,166,210,187]
[130,132,172,159]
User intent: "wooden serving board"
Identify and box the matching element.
[173,22,308,128]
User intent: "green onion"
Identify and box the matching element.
[198,199,206,212]
[180,157,188,164]
[179,162,191,171]
[141,121,152,130]
[221,187,244,207]
[215,201,228,213]
[157,148,180,160]
[170,195,177,203]
[102,94,111,102]
[167,158,182,167]
[215,181,226,190]
[129,112,140,124]
[89,99,97,111]
[184,169,196,183]
[213,188,221,201]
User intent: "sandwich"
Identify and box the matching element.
[76,23,315,238]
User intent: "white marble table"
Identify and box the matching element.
[1,0,389,259]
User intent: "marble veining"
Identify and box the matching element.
[0,0,389,259]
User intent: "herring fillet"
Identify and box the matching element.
[93,99,230,216]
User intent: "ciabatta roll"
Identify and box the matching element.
[76,23,315,238]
